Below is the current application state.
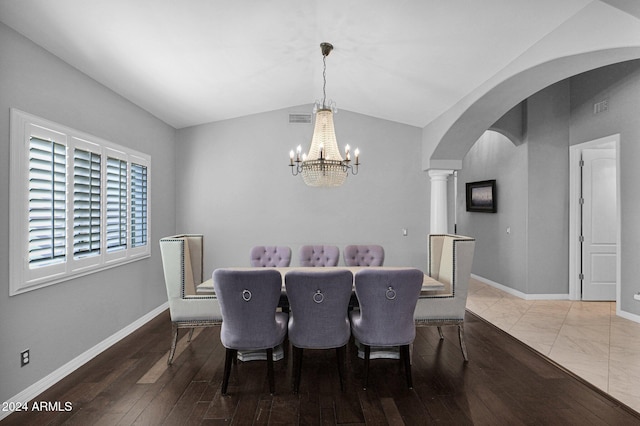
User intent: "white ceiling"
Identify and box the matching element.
[0,0,607,129]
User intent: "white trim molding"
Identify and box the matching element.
[472,274,570,300]
[617,308,640,324]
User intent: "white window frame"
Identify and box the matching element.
[9,109,151,296]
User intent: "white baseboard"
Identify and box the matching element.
[472,274,640,324]
[471,274,569,300]
[617,307,640,324]
[0,302,169,421]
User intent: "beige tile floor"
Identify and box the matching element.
[466,278,640,413]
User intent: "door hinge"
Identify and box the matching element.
[579,197,584,205]
[579,160,585,167]
[579,235,584,242]
[579,273,584,280]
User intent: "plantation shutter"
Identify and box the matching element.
[130,163,147,248]
[106,157,127,252]
[28,137,66,268]
[73,148,101,258]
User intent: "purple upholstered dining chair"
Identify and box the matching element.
[349,268,423,389]
[250,246,292,267]
[213,268,288,395]
[343,245,385,266]
[285,269,353,393]
[299,245,340,267]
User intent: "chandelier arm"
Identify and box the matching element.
[340,162,359,175]
[290,163,303,176]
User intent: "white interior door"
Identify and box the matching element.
[581,148,617,301]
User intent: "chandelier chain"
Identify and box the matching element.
[322,54,327,109]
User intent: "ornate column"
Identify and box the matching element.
[428,169,453,234]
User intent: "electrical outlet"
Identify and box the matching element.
[21,349,30,367]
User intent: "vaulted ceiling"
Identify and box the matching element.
[0,0,638,130]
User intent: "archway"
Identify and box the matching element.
[424,47,640,171]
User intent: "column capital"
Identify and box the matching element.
[428,169,454,180]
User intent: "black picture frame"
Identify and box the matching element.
[466,180,496,213]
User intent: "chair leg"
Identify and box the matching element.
[187,328,195,342]
[336,345,346,391]
[266,348,275,394]
[400,345,413,389]
[167,324,179,365]
[458,323,469,362]
[363,345,371,390]
[221,348,236,395]
[437,326,444,340]
[292,346,303,394]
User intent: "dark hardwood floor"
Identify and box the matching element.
[4,310,640,425]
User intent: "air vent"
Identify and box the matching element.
[289,113,312,124]
[593,99,609,115]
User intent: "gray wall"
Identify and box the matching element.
[0,23,176,401]
[175,106,429,274]
[458,81,571,295]
[456,130,529,292]
[526,81,570,294]
[570,60,640,315]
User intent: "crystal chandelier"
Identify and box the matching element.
[289,42,360,187]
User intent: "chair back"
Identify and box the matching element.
[159,235,221,322]
[343,245,385,266]
[299,245,340,267]
[429,234,475,298]
[285,269,353,349]
[213,268,287,351]
[250,246,291,267]
[416,234,476,320]
[352,268,423,346]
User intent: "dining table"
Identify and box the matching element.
[196,266,445,294]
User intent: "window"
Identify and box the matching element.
[28,137,67,268]
[9,109,151,295]
[106,156,128,252]
[73,148,101,259]
[130,163,148,248]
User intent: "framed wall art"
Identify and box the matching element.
[466,180,496,213]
